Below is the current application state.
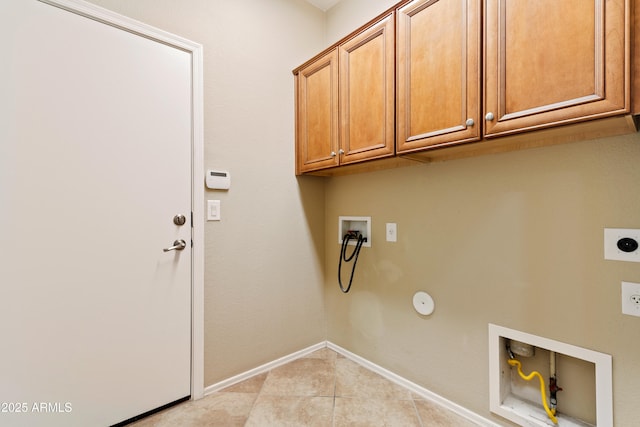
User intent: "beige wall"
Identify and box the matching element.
[86,0,328,386]
[323,5,640,427]
[325,135,640,425]
[325,0,393,43]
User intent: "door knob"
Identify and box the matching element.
[163,239,187,252]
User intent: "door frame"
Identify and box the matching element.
[38,0,205,400]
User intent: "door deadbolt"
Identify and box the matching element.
[173,214,187,226]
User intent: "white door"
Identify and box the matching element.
[0,1,196,425]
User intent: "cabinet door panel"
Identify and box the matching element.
[485,0,629,137]
[339,14,395,164]
[397,0,481,153]
[296,50,339,174]
[634,0,640,114]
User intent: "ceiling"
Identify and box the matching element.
[304,0,343,11]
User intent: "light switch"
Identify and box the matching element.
[207,200,221,221]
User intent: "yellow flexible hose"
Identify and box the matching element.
[508,358,558,424]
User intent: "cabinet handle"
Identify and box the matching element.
[331,151,337,157]
[485,112,495,121]
[338,149,345,155]
[465,118,474,127]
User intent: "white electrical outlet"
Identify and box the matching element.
[621,281,640,317]
[386,223,397,242]
[604,228,640,262]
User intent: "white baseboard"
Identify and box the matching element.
[204,342,326,395]
[204,341,499,426]
[326,342,500,427]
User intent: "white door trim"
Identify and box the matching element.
[37,0,205,400]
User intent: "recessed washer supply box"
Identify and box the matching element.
[338,216,371,247]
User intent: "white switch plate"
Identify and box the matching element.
[386,223,397,242]
[207,200,221,221]
[604,228,640,262]
[621,281,640,317]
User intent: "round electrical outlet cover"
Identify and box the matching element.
[413,291,435,316]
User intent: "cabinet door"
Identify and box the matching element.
[296,49,339,174]
[484,0,629,137]
[634,0,640,114]
[397,0,481,153]
[339,13,395,164]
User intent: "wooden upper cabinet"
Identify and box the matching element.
[295,49,339,174]
[295,0,635,175]
[633,0,640,114]
[294,13,395,174]
[339,13,395,165]
[396,0,481,153]
[484,0,630,137]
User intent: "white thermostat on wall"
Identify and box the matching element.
[205,169,230,190]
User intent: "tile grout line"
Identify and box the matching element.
[243,369,270,426]
[411,396,425,427]
[331,352,337,427]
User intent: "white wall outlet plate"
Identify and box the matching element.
[621,281,640,317]
[604,228,640,262]
[385,223,397,242]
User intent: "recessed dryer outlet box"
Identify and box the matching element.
[604,228,640,262]
[338,216,371,247]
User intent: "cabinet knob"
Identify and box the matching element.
[465,118,474,127]
[338,149,345,155]
[330,151,337,157]
[485,112,495,121]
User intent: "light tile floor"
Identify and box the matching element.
[131,348,478,426]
